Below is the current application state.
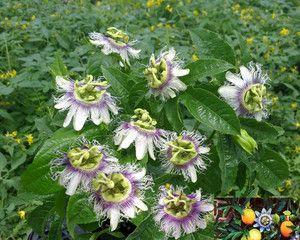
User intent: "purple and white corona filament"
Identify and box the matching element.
[114,108,166,160]
[89,27,140,65]
[51,140,117,196]
[154,185,214,239]
[218,62,269,121]
[90,164,152,231]
[54,75,119,131]
[144,48,189,100]
[253,208,273,232]
[161,131,209,183]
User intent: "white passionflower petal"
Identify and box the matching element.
[54,75,119,131]
[173,68,190,77]
[56,76,72,91]
[160,131,209,183]
[225,71,245,88]
[119,130,137,149]
[188,166,197,183]
[218,62,270,121]
[218,86,238,100]
[240,66,253,82]
[89,28,140,65]
[134,198,148,211]
[154,186,213,239]
[135,135,148,160]
[110,208,121,231]
[114,109,166,160]
[65,174,81,196]
[90,164,152,231]
[147,139,155,160]
[145,48,189,100]
[200,202,214,212]
[51,139,117,196]
[63,104,78,128]
[73,107,89,131]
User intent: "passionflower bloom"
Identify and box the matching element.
[218,62,269,121]
[114,108,166,160]
[160,131,209,183]
[154,185,214,239]
[54,75,119,131]
[253,208,273,232]
[89,27,140,65]
[51,140,117,196]
[144,48,189,100]
[90,164,152,231]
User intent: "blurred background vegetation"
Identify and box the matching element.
[0,0,298,238]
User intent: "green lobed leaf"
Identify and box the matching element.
[101,66,131,102]
[190,29,235,65]
[126,215,164,240]
[180,88,240,135]
[182,58,234,83]
[66,193,96,238]
[189,147,221,194]
[255,148,289,190]
[215,134,239,195]
[164,97,184,132]
[240,118,282,143]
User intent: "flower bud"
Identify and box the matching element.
[234,129,257,154]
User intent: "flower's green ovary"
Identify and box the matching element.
[144,56,168,89]
[164,190,195,218]
[106,27,129,46]
[93,173,132,203]
[132,108,157,131]
[168,136,197,166]
[243,83,266,113]
[74,75,108,104]
[68,145,103,171]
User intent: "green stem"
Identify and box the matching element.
[4,36,11,70]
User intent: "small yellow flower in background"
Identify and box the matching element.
[165,23,172,29]
[15,138,22,144]
[280,66,287,72]
[291,66,298,73]
[31,15,36,21]
[0,69,17,79]
[193,9,199,16]
[146,0,164,8]
[240,8,254,22]
[202,10,208,16]
[278,186,285,192]
[263,52,270,60]
[21,24,28,30]
[96,1,101,6]
[165,183,171,189]
[165,5,173,13]
[150,25,155,32]
[279,28,289,36]
[5,131,18,138]
[271,13,276,19]
[18,210,26,220]
[192,54,199,62]
[157,22,163,28]
[290,102,298,110]
[246,37,254,45]
[262,36,269,44]
[295,122,300,128]
[285,179,292,188]
[272,96,278,104]
[26,134,34,145]
[231,4,240,13]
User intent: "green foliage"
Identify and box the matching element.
[0,0,298,239]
